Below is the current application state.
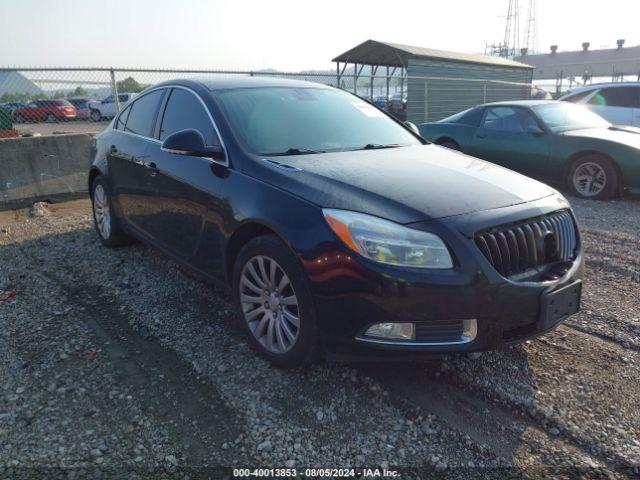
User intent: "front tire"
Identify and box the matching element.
[91,175,134,247]
[90,109,102,122]
[232,235,319,368]
[568,154,620,200]
[46,113,57,123]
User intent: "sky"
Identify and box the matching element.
[1,0,639,71]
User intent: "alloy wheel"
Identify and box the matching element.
[573,162,607,197]
[93,184,111,239]
[239,255,300,354]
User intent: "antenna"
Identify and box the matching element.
[523,0,538,54]
[488,0,521,58]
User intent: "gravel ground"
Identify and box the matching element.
[0,195,638,479]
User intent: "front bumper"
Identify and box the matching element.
[301,195,584,360]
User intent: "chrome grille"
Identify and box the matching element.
[474,210,577,277]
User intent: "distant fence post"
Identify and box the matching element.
[110,68,120,113]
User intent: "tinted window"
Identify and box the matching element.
[588,87,640,108]
[481,107,538,132]
[124,90,164,137]
[562,90,592,103]
[115,105,131,130]
[441,107,483,126]
[159,88,216,144]
[118,94,130,102]
[216,87,420,155]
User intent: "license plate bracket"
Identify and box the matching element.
[539,280,582,330]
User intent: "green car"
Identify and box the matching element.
[418,101,640,199]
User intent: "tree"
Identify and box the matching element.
[73,86,88,97]
[116,76,146,93]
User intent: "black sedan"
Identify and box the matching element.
[89,78,584,367]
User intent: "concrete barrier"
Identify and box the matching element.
[0,134,91,210]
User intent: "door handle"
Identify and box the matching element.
[144,161,159,177]
[476,134,486,139]
[109,145,118,154]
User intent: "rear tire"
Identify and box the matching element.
[46,113,57,123]
[90,175,134,247]
[232,235,319,368]
[14,114,25,123]
[437,139,461,151]
[567,154,620,200]
[90,109,102,122]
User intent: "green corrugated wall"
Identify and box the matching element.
[406,58,533,124]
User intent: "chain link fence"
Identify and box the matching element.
[0,67,542,137]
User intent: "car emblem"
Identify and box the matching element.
[538,230,559,263]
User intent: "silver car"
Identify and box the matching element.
[560,82,640,127]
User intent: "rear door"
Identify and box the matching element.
[106,89,167,233]
[142,86,229,271]
[470,106,550,178]
[587,87,637,126]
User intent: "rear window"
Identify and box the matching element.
[54,100,74,107]
[124,90,164,137]
[588,87,640,108]
[440,107,483,126]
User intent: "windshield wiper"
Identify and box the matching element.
[264,147,324,156]
[358,143,401,150]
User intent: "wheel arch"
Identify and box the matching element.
[435,136,460,147]
[224,220,294,284]
[88,166,103,193]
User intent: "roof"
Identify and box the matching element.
[565,81,640,94]
[483,100,557,107]
[515,45,640,79]
[332,40,534,69]
[0,71,42,96]
[156,76,332,91]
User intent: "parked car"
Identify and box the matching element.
[560,82,640,127]
[372,95,389,110]
[419,101,640,199]
[68,98,90,120]
[88,93,137,121]
[12,99,77,123]
[0,102,25,114]
[89,78,583,367]
[388,92,406,109]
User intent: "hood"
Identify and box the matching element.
[246,145,556,224]
[562,127,640,149]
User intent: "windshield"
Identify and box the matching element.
[215,87,421,155]
[532,103,610,132]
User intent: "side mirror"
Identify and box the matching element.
[526,124,545,136]
[161,128,225,161]
[404,121,420,135]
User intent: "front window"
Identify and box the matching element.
[481,106,539,133]
[533,103,610,132]
[215,87,421,155]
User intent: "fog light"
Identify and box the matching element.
[365,322,415,340]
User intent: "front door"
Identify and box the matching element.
[142,86,229,275]
[470,106,550,178]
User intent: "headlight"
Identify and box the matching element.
[322,209,453,269]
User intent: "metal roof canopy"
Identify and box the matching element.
[333,39,534,69]
[515,45,640,82]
